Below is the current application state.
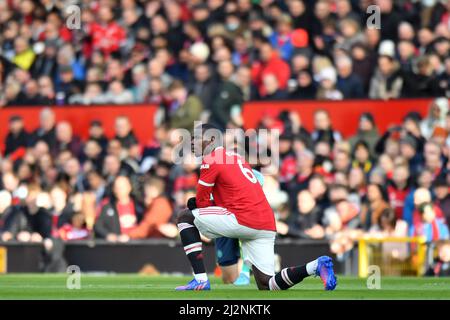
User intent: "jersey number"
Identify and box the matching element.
[226,151,257,184]
[238,159,257,184]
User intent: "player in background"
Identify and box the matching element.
[175,123,337,291]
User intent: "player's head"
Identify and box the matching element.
[192,123,223,157]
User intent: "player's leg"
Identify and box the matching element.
[242,232,337,291]
[215,237,240,284]
[175,208,210,290]
[260,256,337,291]
[175,206,241,290]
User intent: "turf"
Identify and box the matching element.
[0,274,449,300]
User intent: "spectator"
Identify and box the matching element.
[4,115,30,158]
[54,121,83,158]
[0,190,18,241]
[410,188,449,242]
[269,14,296,61]
[402,56,443,98]
[83,140,104,174]
[12,37,35,71]
[425,242,450,277]
[130,64,149,103]
[94,175,144,242]
[349,113,380,158]
[89,120,109,153]
[360,183,390,231]
[277,190,324,239]
[399,135,423,178]
[55,65,84,105]
[423,140,444,179]
[369,55,403,100]
[420,98,449,139]
[210,60,243,129]
[114,116,138,149]
[90,6,126,57]
[167,80,203,132]
[105,80,134,104]
[312,109,342,147]
[260,73,288,100]
[433,176,450,227]
[188,64,217,111]
[367,207,409,240]
[315,67,343,100]
[351,141,374,175]
[335,55,365,99]
[388,164,412,221]
[289,70,317,100]
[251,40,290,98]
[128,177,174,239]
[30,108,57,150]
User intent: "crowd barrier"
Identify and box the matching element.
[0,239,342,274]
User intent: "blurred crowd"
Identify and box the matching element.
[0,0,450,274]
[0,0,450,111]
[0,101,449,251]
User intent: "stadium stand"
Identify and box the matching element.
[0,0,449,275]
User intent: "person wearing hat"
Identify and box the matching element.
[315,67,343,100]
[349,112,380,158]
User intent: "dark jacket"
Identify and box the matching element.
[31,126,57,149]
[4,129,30,156]
[210,80,243,130]
[188,78,218,111]
[26,207,53,239]
[286,207,324,239]
[289,84,317,100]
[337,74,366,99]
[0,205,31,236]
[94,200,145,238]
[349,129,380,158]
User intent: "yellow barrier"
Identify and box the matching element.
[0,246,6,274]
[358,237,427,277]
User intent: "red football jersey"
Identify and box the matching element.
[196,147,276,231]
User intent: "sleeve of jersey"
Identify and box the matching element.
[196,163,219,208]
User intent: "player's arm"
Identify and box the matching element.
[195,162,219,208]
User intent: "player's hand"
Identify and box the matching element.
[187,197,197,210]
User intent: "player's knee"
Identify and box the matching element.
[176,209,194,225]
[221,269,239,284]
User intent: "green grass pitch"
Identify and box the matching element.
[0,274,449,300]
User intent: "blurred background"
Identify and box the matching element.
[0,0,449,277]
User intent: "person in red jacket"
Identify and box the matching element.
[251,40,290,98]
[90,6,126,57]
